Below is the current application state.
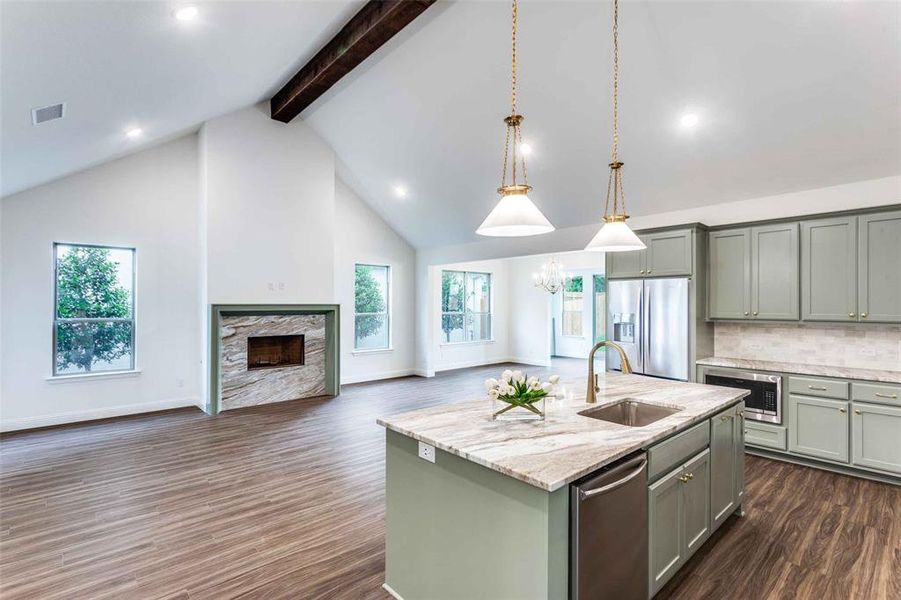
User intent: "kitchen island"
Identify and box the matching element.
[377,372,749,600]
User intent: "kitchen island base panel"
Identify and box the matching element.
[384,430,568,600]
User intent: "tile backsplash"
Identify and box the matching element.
[714,322,901,372]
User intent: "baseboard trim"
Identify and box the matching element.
[382,583,404,600]
[341,368,417,385]
[507,356,553,368]
[746,447,901,486]
[434,357,554,374]
[0,397,202,433]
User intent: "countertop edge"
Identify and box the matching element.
[378,392,748,492]
[696,357,901,384]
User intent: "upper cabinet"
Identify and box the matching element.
[708,224,798,320]
[707,208,900,324]
[801,217,858,321]
[857,211,901,323]
[607,229,693,279]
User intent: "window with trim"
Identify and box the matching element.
[354,264,390,350]
[53,243,135,375]
[562,276,584,337]
[441,270,492,343]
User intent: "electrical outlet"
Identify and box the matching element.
[859,347,877,357]
[418,441,436,463]
[747,342,763,351]
[267,282,275,291]
[278,282,285,291]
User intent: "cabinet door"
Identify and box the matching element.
[682,450,711,556]
[801,217,858,321]
[710,409,737,528]
[852,402,901,475]
[607,247,646,279]
[734,404,746,505]
[788,394,850,463]
[708,229,751,319]
[858,211,901,323]
[645,230,692,277]
[751,223,799,320]
[648,467,684,596]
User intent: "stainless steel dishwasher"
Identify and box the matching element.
[570,451,648,599]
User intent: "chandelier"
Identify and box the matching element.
[533,257,571,294]
[476,0,554,237]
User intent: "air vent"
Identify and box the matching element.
[32,103,65,125]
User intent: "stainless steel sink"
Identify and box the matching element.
[579,399,681,427]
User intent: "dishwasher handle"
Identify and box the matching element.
[578,458,647,501]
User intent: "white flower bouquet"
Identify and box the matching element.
[485,370,560,421]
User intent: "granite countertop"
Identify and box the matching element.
[696,357,901,385]
[377,373,748,492]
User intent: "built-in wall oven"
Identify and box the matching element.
[702,368,782,425]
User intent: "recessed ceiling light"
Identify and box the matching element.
[680,113,699,128]
[393,185,408,199]
[174,6,199,21]
[125,128,143,139]
[520,142,533,156]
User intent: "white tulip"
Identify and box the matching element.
[502,370,514,382]
[527,376,539,387]
[529,381,542,391]
[488,388,499,399]
[512,370,524,383]
[541,382,553,393]
[485,378,499,391]
[549,375,560,384]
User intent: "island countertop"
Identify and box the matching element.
[377,372,749,492]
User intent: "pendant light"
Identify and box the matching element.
[585,0,645,252]
[476,0,554,237]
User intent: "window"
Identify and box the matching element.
[593,274,607,343]
[354,264,390,350]
[441,270,492,343]
[53,243,135,375]
[562,276,584,337]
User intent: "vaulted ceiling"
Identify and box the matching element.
[3,1,899,250]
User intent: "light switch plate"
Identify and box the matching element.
[418,441,435,463]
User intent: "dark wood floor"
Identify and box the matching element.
[1,359,898,599]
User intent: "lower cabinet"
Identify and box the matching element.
[710,408,738,528]
[648,448,710,597]
[851,402,901,475]
[788,394,850,463]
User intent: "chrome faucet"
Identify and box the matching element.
[586,341,633,404]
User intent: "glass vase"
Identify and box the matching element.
[492,396,546,421]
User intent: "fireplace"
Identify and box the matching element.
[247,334,304,370]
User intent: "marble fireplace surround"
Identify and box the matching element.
[208,304,340,414]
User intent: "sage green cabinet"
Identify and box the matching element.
[801,217,858,322]
[751,223,799,320]
[711,403,746,529]
[606,229,693,278]
[708,228,751,319]
[734,406,745,505]
[788,394,849,463]
[851,402,901,475]
[648,448,710,596]
[858,211,901,323]
[709,224,798,320]
[645,230,693,277]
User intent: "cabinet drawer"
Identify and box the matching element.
[743,421,787,450]
[789,376,849,400]
[851,382,901,407]
[648,421,709,481]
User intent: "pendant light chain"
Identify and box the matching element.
[500,0,528,190]
[611,0,619,163]
[604,0,627,222]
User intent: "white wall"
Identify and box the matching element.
[334,177,416,384]
[507,255,553,367]
[201,104,335,305]
[1,136,202,430]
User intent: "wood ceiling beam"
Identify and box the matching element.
[270,0,436,123]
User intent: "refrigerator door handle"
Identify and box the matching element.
[646,287,652,371]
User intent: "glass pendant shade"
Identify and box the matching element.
[477,186,554,237]
[585,216,646,252]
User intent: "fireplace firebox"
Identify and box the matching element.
[247,334,304,370]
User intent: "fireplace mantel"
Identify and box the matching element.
[207,304,340,414]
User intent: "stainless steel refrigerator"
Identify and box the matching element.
[606,278,689,381]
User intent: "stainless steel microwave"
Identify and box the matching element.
[701,367,782,425]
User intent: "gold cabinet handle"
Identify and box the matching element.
[647,269,653,274]
[721,415,729,421]
[808,385,828,391]
[875,393,898,399]
[849,312,856,318]
[678,474,689,483]
[687,472,694,480]
[861,313,868,318]
[854,409,861,415]
[839,408,847,413]
[640,270,645,274]
[744,311,749,316]
[752,311,758,316]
